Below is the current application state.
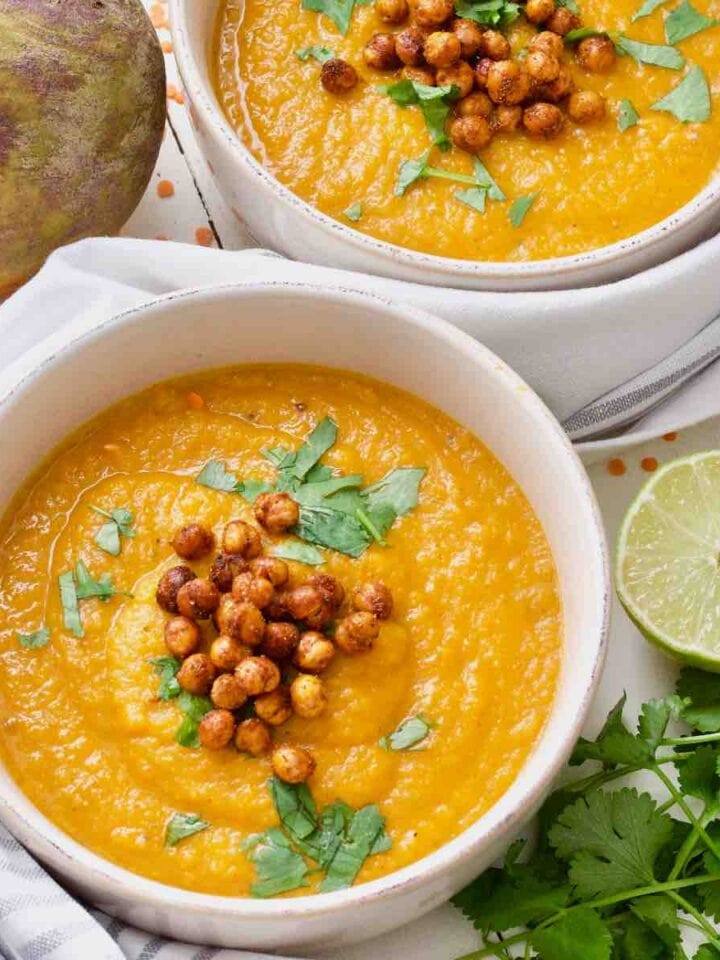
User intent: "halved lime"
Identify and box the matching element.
[616,451,720,672]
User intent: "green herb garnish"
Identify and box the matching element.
[395,149,486,197]
[245,828,310,897]
[614,33,685,68]
[59,570,83,638]
[343,202,363,222]
[271,541,326,566]
[665,0,719,43]
[90,505,136,557]
[17,627,50,650]
[293,417,338,480]
[300,0,371,35]
[296,45,335,62]
[454,0,521,26]
[472,157,506,201]
[618,98,640,130]
[454,187,488,214]
[379,714,434,751]
[565,26,607,42]
[632,0,669,20]
[175,691,213,748]
[150,656,182,700]
[382,79,460,150]
[509,193,537,228]
[73,560,127,601]
[651,64,711,122]
[165,812,210,848]
[196,459,240,492]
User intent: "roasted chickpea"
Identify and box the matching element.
[526,48,560,82]
[177,653,216,695]
[395,25,427,65]
[254,687,292,726]
[335,611,380,654]
[156,565,196,614]
[262,621,300,660]
[351,581,394,620]
[546,6,580,34]
[413,0,454,27]
[525,0,555,22]
[164,615,200,659]
[576,35,616,72]
[286,584,326,623]
[523,101,564,138]
[567,89,606,122]
[236,655,281,697]
[172,523,214,561]
[535,62,574,102]
[402,65,436,84]
[307,573,345,611]
[235,717,272,756]
[456,90,493,118]
[376,0,409,22]
[254,492,300,533]
[209,634,250,672]
[424,31,461,67]
[294,631,335,673]
[232,572,274,609]
[491,104,523,133]
[449,115,492,152]
[222,520,262,558]
[450,18,483,56]
[364,32,401,69]
[199,708,235,750]
[474,56,493,89]
[290,674,327,719]
[214,596,266,645]
[272,744,316,784]
[481,29,511,60]
[249,556,289,587]
[436,60,475,97]
[209,553,248,593]
[211,673,248,710]
[176,578,220,620]
[530,30,564,58]
[320,58,359,93]
[265,591,292,622]
[487,60,530,104]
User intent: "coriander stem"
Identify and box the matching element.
[668,804,717,881]
[663,732,720,746]
[652,765,720,863]
[667,890,720,949]
[424,166,479,186]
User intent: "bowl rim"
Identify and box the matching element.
[168,0,720,285]
[0,280,611,920]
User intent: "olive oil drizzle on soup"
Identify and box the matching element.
[213,0,719,261]
[0,366,561,896]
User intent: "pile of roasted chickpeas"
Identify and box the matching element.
[154,491,394,785]
[319,0,614,149]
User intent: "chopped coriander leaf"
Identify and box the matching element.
[247,827,310,897]
[294,504,371,558]
[149,656,182,700]
[565,27,607,42]
[235,478,274,503]
[270,777,318,840]
[17,627,50,649]
[319,804,391,891]
[91,505,136,556]
[379,714,434,750]
[293,416,338,480]
[632,0,669,19]
[472,157,506,201]
[665,0,719,43]
[509,193,537,228]
[355,507,387,545]
[59,570,83,638]
[175,692,213,748]
[382,79,460,149]
[301,0,370,35]
[271,540,326,565]
[651,65,711,122]
[196,459,238,492]
[165,812,210,848]
[618,98,640,130]
[614,34,685,69]
[531,907,613,960]
[454,0,520,26]
[395,149,432,196]
[343,202,363,221]
[455,187,488,214]
[296,45,335,62]
[363,468,426,518]
[74,561,127,601]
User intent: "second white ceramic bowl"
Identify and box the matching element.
[0,283,609,951]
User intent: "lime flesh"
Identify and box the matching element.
[616,451,720,672]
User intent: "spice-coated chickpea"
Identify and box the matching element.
[576,35,616,72]
[199,708,235,750]
[211,673,248,710]
[307,573,345,611]
[449,115,492,152]
[525,0,555,22]
[450,18,483,57]
[491,104,523,133]
[456,90,493,119]
[546,6,580,34]
[214,595,266,645]
[335,611,380,654]
[364,33,401,69]
[523,101,564,138]
[351,581,394,620]
[232,572,274,609]
[376,0,409,23]
[271,744,317,784]
[264,591,292,622]
[320,58,359,93]
[286,584,326,622]
[487,60,531,105]
[413,0,454,27]
[235,717,272,756]
[290,674,328,718]
[177,653,216,695]
[526,48,560,83]
[567,89,606,122]
[530,30,564,58]
[474,57,493,89]
[176,578,220,620]
[480,30,511,60]
[164,615,200,659]
[222,520,262,558]
[254,492,300,533]
[294,631,335,673]
[534,63,574,102]
[395,26,427,65]
[261,621,300,660]
[424,31,461,67]
[402,65,436,84]
[436,60,474,97]
[209,634,250,672]
[236,655,281,696]
[172,523,214,561]
[156,565,196,614]
[254,687,292,726]
[249,556,289,587]
[209,553,248,593]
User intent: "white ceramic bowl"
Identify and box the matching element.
[169,0,720,292]
[0,283,609,952]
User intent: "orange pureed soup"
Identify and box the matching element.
[214,0,719,262]
[0,365,561,896]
